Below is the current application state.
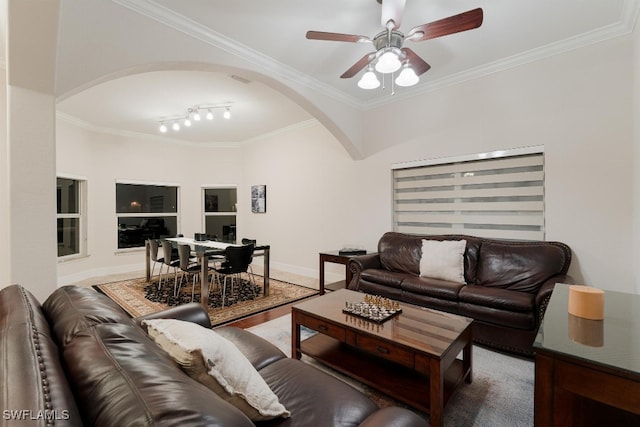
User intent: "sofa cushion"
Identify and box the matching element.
[215,325,287,371]
[43,285,132,347]
[459,302,536,330]
[458,285,535,313]
[377,232,482,284]
[259,358,379,427]
[0,285,82,427]
[419,239,466,284]
[361,269,412,289]
[477,242,570,293]
[62,323,253,426]
[145,318,290,421]
[401,276,465,301]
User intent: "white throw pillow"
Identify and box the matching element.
[419,239,467,284]
[143,318,290,421]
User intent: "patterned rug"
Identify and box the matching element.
[94,273,318,326]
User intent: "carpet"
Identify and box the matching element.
[94,274,317,327]
[247,314,534,427]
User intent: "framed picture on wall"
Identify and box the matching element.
[251,185,266,213]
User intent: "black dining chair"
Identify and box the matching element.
[161,240,181,292]
[148,239,165,284]
[176,244,204,301]
[214,243,256,307]
[241,238,258,283]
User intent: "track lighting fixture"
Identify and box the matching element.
[157,103,233,133]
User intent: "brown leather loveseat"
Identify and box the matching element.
[0,284,428,427]
[348,232,573,355]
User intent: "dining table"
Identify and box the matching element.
[145,237,270,309]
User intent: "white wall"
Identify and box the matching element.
[56,120,244,284]
[239,35,636,293]
[634,19,640,293]
[54,33,637,293]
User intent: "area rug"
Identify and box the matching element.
[94,274,317,326]
[247,314,534,427]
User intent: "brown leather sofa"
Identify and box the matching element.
[0,284,428,427]
[348,232,573,356]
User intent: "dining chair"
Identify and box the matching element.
[176,244,203,301]
[161,240,181,293]
[241,238,258,283]
[148,239,165,286]
[214,243,256,307]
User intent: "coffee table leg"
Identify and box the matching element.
[430,358,444,427]
[291,311,301,360]
[464,337,473,384]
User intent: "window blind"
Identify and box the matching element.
[393,151,545,240]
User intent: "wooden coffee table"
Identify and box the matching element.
[292,289,473,427]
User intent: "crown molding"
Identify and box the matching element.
[111,0,639,112]
[365,0,640,109]
[240,119,319,146]
[56,111,317,148]
[111,0,362,110]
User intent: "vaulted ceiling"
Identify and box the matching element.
[51,0,639,144]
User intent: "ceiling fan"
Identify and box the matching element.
[306,0,483,89]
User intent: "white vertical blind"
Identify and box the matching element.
[393,150,545,240]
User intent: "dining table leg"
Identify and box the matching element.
[263,247,270,297]
[200,253,209,309]
[145,240,151,282]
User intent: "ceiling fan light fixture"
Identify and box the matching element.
[375,49,402,74]
[192,109,201,121]
[184,117,192,127]
[358,67,380,90]
[206,109,214,120]
[172,121,180,131]
[395,63,419,87]
[159,122,167,133]
[223,107,231,119]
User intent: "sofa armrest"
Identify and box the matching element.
[359,407,428,427]
[135,302,212,330]
[535,274,576,325]
[347,253,381,290]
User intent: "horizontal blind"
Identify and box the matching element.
[393,152,545,240]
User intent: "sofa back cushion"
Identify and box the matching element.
[378,232,481,284]
[476,242,571,293]
[0,285,82,426]
[62,323,254,427]
[43,285,133,347]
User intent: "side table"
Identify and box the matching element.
[534,283,640,426]
[318,250,363,295]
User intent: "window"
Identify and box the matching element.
[203,187,237,242]
[116,183,178,249]
[392,147,545,240]
[57,177,85,257]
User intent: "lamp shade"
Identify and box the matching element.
[395,64,419,87]
[358,69,380,89]
[375,49,402,74]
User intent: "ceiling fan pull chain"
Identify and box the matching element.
[391,72,396,96]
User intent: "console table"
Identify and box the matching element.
[534,284,640,426]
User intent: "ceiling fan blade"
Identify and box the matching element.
[407,8,483,42]
[381,0,406,30]
[306,30,371,44]
[340,53,376,79]
[401,48,431,75]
